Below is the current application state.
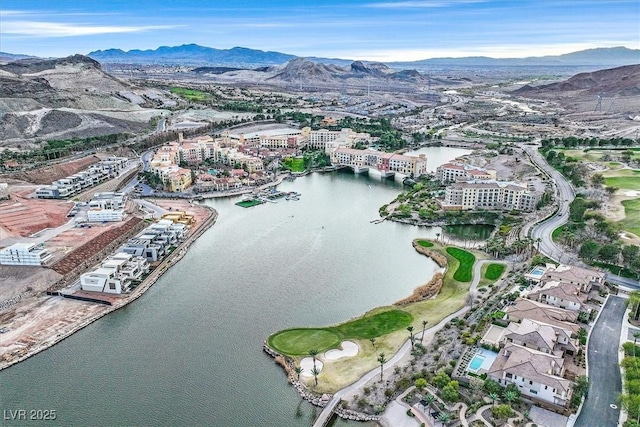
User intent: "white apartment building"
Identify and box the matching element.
[330,148,428,177]
[435,161,496,183]
[0,242,52,266]
[80,252,149,294]
[35,157,129,199]
[305,128,371,152]
[87,192,126,222]
[441,179,539,211]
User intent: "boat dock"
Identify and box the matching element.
[235,190,301,207]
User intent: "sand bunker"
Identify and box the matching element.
[324,341,359,361]
[299,357,323,376]
[624,191,640,197]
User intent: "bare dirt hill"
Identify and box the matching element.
[514,64,640,97]
[0,55,173,148]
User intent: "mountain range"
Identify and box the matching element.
[86,44,640,68]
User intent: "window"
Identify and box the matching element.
[109,283,116,290]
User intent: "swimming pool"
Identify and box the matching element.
[469,355,485,372]
[467,349,499,373]
[531,266,545,275]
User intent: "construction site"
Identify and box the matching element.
[0,154,215,370]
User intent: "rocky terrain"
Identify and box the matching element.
[0,55,175,148]
[515,64,640,98]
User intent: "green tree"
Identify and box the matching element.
[492,404,514,419]
[377,352,387,381]
[623,246,640,268]
[488,392,499,407]
[484,378,502,395]
[433,371,450,390]
[629,292,640,321]
[440,381,459,402]
[308,349,319,370]
[598,243,620,264]
[311,366,321,386]
[407,326,415,349]
[503,390,519,405]
[370,338,376,348]
[571,375,589,408]
[415,378,428,392]
[294,366,303,381]
[437,411,452,426]
[621,393,640,423]
[421,320,428,344]
[579,240,600,261]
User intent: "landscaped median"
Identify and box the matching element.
[265,238,489,394]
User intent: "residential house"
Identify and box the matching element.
[488,343,573,407]
[504,298,580,335]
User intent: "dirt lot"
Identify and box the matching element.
[3,155,101,185]
[0,192,72,239]
[150,198,211,225]
[0,296,110,364]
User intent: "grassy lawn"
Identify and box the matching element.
[170,87,211,102]
[484,263,506,280]
[283,157,306,172]
[620,198,640,237]
[552,224,566,241]
[478,262,506,288]
[416,239,434,248]
[445,247,476,282]
[603,169,640,191]
[268,309,413,356]
[269,329,341,356]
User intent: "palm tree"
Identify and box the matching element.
[489,392,499,407]
[407,326,415,349]
[503,390,519,405]
[423,393,435,406]
[370,338,376,348]
[436,232,440,244]
[294,366,303,381]
[421,320,428,344]
[437,411,452,426]
[536,237,542,252]
[377,352,386,381]
[308,348,319,369]
[311,366,320,386]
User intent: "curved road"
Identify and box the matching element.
[524,145,639,289]
[575,296,625,427]
[312,259,495,427]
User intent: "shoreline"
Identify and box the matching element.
[263,238,457,413]
[0,205,218,372]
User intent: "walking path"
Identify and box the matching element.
[312,258,494,427]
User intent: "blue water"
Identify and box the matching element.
[469,355,485,372]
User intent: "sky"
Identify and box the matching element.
[1,0,639,62]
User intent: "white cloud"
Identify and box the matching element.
[2,21,181,38]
